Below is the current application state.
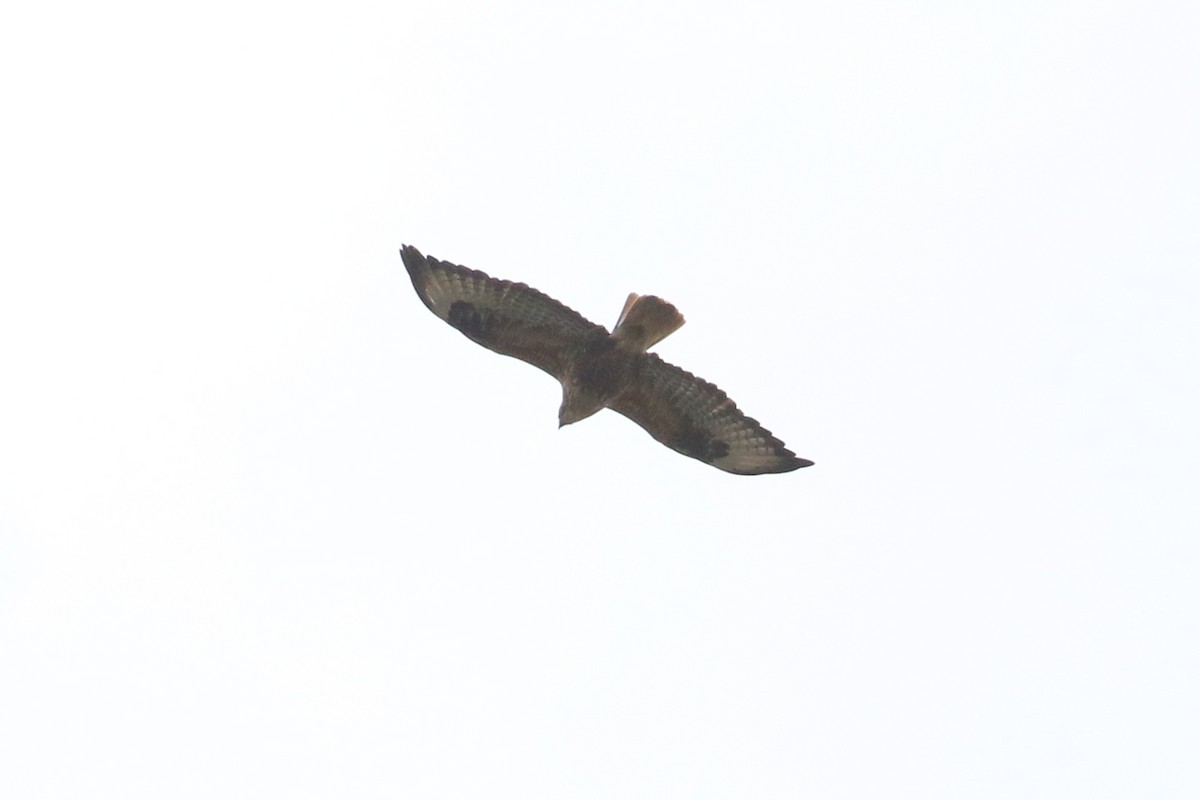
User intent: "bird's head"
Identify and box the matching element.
[558,390,601,428]
[558,399,584,428]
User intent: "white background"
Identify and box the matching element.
[2,1,1198,797]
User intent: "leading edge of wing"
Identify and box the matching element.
[401,245,602,333]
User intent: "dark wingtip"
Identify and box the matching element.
[769,456,813,473]
[400,244,429,281]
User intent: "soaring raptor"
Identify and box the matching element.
[401,245,812,475]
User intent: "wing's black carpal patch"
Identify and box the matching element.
[447,300,485,339]
[671,427,731,464]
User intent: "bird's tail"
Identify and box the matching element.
[612,293,685,352]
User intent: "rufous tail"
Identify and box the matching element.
[612,293,685,352]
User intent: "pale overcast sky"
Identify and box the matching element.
[2,1,1198,797]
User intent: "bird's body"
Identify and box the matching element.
[557,336,631,426]
[401,245,812,475]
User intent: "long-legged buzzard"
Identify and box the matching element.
[402,245,812,475]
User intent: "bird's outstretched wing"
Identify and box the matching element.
[608,354,813,475]
[402,245,608,379]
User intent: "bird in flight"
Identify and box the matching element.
[401,245,813,475]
